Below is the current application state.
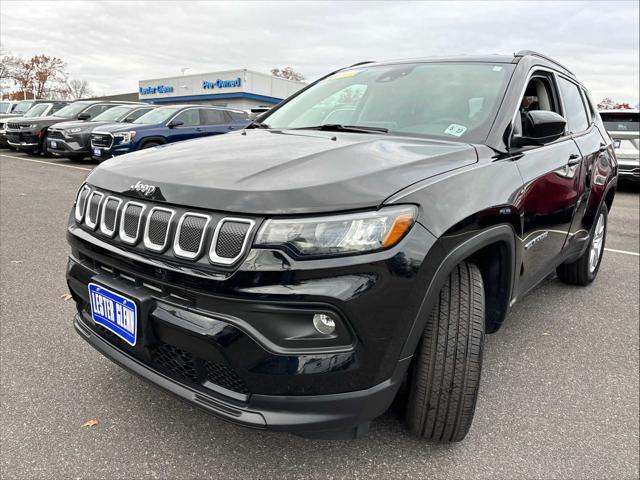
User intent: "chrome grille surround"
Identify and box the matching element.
[209,218,256,265]
[173,213,211,259]
[84,191,104,230]
[143,207,176,252]
[74,185,91,222]
[99,196,122,237]
[119,201,146,245]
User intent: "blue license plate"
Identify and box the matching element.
[93,148,101,156]
[88,283,137,346]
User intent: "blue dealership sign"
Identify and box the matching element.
[139,85,174,95]
[202,78,242,89]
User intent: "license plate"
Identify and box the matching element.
[88,283,137,346]
[93,148,101,156]
[613,139,621,149]
[50,140,57,148]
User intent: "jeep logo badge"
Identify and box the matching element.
[130,180,157,197]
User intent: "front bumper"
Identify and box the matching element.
[66,219,437,434]
[47,134,90,158]
[75,313,407,434]
[6,130,39,149]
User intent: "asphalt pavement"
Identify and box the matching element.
[1,151,638,480]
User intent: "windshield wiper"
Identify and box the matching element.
[245,121,270,129]
[296,124,388,134]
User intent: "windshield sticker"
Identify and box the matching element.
[329,68,366,80]
[444,124,467,137]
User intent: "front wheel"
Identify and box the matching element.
[405,261,485,442]
[557,205,608,286]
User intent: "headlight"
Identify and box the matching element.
[68,127,84,134]
[255,205,417,257]
[115,131,136,144]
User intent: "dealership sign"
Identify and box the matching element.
[202,78,242,89]
[139,85,174,95]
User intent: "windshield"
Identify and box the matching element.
[93,106,134,122]
[600,112,639,132]
[13,101,34,114]
[133,107,181,124]
[54,103,90,118]
[0,102,10,113]
[263,63,515,142]
[23,104,49,117]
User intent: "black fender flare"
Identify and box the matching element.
[399,224,517,358]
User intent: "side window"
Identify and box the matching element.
[514,73,560,135]
[50,104,66,114]
[580,89,594,124]
[84,104,113,118]
[173,109,200,126]
[200,109,228,125]
[557,77,589,133]
[125,108,153,122]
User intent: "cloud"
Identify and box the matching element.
[1,0,638,103]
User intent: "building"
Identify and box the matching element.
[137,69,305,110]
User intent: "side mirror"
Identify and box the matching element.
[123,117,134,123]
[77,112,91,121]
[167,120,183,128]
[511,110,566,148]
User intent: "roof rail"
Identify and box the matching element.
[514,50,574,76]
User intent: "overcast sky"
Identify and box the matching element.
[1,1,638,104]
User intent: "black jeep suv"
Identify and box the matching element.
[66,51,617,441]
[6,100,137,156]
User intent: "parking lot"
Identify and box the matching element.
[0,150,638,479]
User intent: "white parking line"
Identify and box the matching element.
[0,153,92,171]
[605,248,640,257]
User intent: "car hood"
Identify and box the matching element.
[87,129,478,215]
[0,113,24,120]
[50,120,113,131]
[8,115,71,127]
[95,122,159,134]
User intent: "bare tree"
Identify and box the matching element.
[31,55,66,98]
[65,79,93,100]
[271,67,305,81]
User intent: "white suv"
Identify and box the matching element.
[600,109,639,182]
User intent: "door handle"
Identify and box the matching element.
[567,154,581,166]
[195,127,203,132]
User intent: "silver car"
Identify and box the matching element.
[600,109,639,182]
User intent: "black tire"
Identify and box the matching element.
[556,204,608,286]
[140,141,161,150]
[405,261,485,442]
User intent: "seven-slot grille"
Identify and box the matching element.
[74,186,255,266]
[7,122,33,129]
[91,133,113,148]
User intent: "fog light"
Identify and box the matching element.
[312,313,336,335]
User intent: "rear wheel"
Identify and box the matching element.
[405,261,485,442]
[556,205,608,286]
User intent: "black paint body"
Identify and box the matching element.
[66,53,617,435]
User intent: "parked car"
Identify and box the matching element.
[47,104,156,159]
[89,105,250,161]
[67,51,617,442]
[0,100,69,148]
[5,100,137,155]
[0,100,18,114]
[0,99,35,116]
[599,109,639,182]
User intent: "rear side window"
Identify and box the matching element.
[173,109,200,126]
[600,112,639,132]
[84,104,113,118]
[229,111,249,121]
[125,108,154,122]
[558,77,589,133]
[200,109,228,125]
